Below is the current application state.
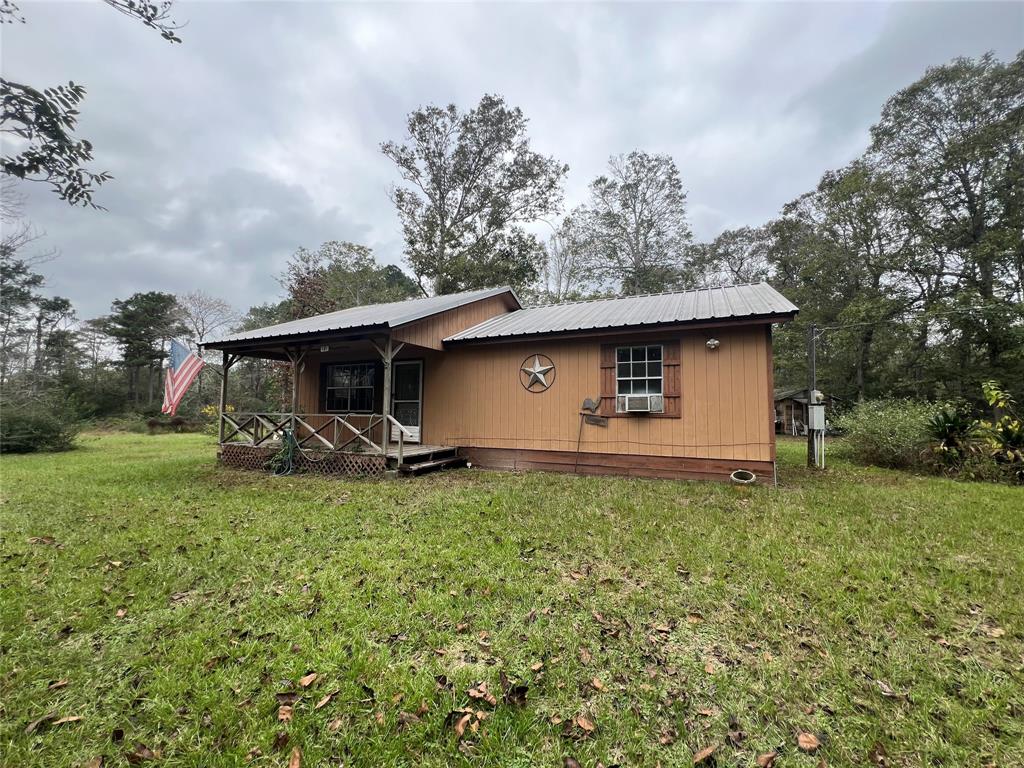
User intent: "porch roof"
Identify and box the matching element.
[445,282,798,343]
[204,286,520,350]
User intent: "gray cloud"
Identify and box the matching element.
[2,1,1019,318]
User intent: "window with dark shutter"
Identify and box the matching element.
[599,340,680,417]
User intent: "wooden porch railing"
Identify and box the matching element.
[219,412,413,461]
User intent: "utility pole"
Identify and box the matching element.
[806,323,817,468]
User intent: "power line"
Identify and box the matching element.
[813,302,1018,337]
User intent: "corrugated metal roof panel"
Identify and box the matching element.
[207,286,519,346]
[446,282,797,342]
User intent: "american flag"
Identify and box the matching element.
[162,339,204,416]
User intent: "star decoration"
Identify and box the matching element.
[521,355,554,390]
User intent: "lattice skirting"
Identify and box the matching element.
[218,444,387,477]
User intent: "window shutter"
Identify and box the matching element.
[599,344,617,415]
[662,340,681,417]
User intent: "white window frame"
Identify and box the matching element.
[615,344,664,412]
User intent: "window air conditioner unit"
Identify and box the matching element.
[618,394,665,413]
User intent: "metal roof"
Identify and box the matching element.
[446,282,797,342]
[207,286,519,347]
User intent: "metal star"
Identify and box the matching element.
[521,355,554,389]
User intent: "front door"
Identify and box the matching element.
[391,360,422,443]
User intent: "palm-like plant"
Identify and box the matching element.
[926,407,980,468]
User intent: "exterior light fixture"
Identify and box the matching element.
[706,338,720,350]
[320,345,330,353]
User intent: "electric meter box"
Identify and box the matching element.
[808,404,826,431]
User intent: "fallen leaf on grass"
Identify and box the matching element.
[53,715,82,726]
[397,711,421,728]
[278,705,293,722]
[499,669,528,706]
[327,718,343,733]
[298,672,317,688]
[272,731,289,750]
[875,680,909,700]
[692,743,718,764]
[24,712,57,734]
[797,731,821,752]
[288,746,302,768]
[574,715,596,733]
[531,661,544,672]
[659,729,677,746]
[579,647,592,664]
[467,682,497,706]
[726,714,746,746]
[590,677,605,691]
[314,690,338,710]
[115,608,128,619]
[245,747,262,761]
[868,742,889,766]
[28,536,57,545]
[125,743,159,764]
[564,758,582,768]
[48,678,69,690]
[756,752,779,767]
[84,758,103,768]
[983,625,1006,638]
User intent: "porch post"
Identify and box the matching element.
[380,335,392,454]
[217,351,234,444]
[289,348,304,434]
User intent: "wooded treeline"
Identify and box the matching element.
[1,51,1021,434]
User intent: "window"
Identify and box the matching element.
[324,363,375,413]
[616,345,663,406]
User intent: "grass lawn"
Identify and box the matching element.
[1,433,1022,768]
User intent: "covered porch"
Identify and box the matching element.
[211,334,450,475]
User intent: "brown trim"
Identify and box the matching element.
[443,313,797,347]
[460,446,774,484]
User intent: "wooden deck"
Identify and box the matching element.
[383,443,448,459]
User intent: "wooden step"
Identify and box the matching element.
[398,454,466,475]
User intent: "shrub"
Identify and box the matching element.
[833,399,938,469]
[981,381,1024,483]
[0,401,79,453]
[925,407,981,471]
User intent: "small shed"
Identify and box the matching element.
[774,387,842,435]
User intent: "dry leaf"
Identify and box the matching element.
[272,731,289,751]
[756,752,779,768]
[454,712,472,738]
[278,705,293,722]
[24,711,57,734]
[564,758,583,768]
[467,682,497,706]
[48,679,69,690]
[245,747,262,761]
[692,743,718,764]
[704,659,716,674]
[288,746,302,768]
[298,672,317,688]
[397,711,421,727]
[868,742,889,766]
[531,661,544,672]
[798,731,821,753]
[574,715,596,733]
[659,730,677,746]
[579,647,592,664]
[314,690,338,710]
[591,677,605,691]
[327,718,343,733]
[125,743,158,764]
[53,715,83,726]
[84,759,103,768]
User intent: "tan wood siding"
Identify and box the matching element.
[423,325,775,462]
[392,294,514,350]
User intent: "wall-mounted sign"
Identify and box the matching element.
[520,354,556,392]
[584,414,609,427]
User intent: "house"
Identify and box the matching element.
[773,386,842,435]
[203,283,798,483]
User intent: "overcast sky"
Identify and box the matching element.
[3,1,1021,319]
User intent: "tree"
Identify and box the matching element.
[689,225,773,288]
[582,151,692,295]
[102,292,183,407]
[0,0,182,207]
[177,290,238,404]
[280,241,419,318]
[534,210,598,303]
[870,52,1024,379]
[382,94,568,294]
